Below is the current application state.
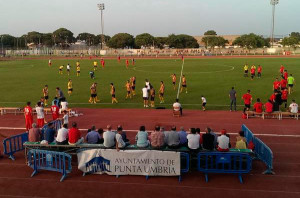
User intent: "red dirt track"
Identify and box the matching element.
[0,108,300,198]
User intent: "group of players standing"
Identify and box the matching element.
[242,64,296,113]
[49,57,189,107]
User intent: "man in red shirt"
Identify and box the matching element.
[250,67,256,80]
[51,101,59,120]
[273,78,281,91]
[257,65,262,78]
[126,59,129,69]
[68,122,83,145]
[281,78,288,90]
[242,90,252,112]
[265,100,274,113]
[101,58,105,68]
[24,102,33,131]
[283,70,288,80]
[281,88,288,109]
[279,65,284,75]
[253,98,263,113]
[118,55,121,63]
[270,91,276,103]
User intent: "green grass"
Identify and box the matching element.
[0,58,299,110]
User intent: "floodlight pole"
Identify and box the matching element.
[1,36,3,54]
[270,0,279,48]
[97,3,105,50]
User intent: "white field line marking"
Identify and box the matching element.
[177,59,185,99]
[1,127,300,138]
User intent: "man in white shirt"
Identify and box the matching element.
[35,102,45,128]
[103,125,116,148]
[217,129,230,152]
[201,96,207,111]
[60,99,68,114]
[173,99,182,115]
[115,126,127,151]
[56,124,69,145]
[142,85,149,108]
[67,64,70,75]
[62,110,69,125]
[187,128,200,150]
[289,100,299,113]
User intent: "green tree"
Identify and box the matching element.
[94,34,111,45]
[52,28,74,46]
[290,32,300,40]
[107,33,134,49]
[26,31,42,44]
[204,30,217,35]
[233,33,268,49]
[167,34,199,48]
[135,33,155,48]
[76,32,96,45]
[154,37,168,49]
[41,33,53,47]
[281,36,299,49]
[0,34,15,47]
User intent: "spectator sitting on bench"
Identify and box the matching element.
[173,99,182,115]
[217,129,230,152]
[68,122,83,145]
[117,125,130,144]
[253,98,263,113]
[103,125,115,148]
[59,98,68,114]
[150,126,165,149]
[135,126,149,148]
[187,128,200,152]
[178,126,188,147]
[202,127,215,151]
[289,99,299,114]
[165,126,180,149]
[86,126,101,144]
[28,123,41,142]
[44,123,56,144]
[264,100,274,113]
[97,128,104,144]
[235,131,247,149]
[116,126,129,151]
[56,124,69,145]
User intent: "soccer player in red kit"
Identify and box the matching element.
[48,58,52,67]
[181,55,184,61]
[270,91,276,103]
[273,78,281,91]
[257,65,262,78]
[281,88,288,109]
[250,67,255,80]
[24,102,33,131]
[101,58,105,68]
[281,78,288,90]
[51,101,59,120]
[132,58,135,66]
[253,98,263,113]
[242,90,252,112]
[279,65,284,75]
[126,59,129,69]
[118,55,121,63]
[283,70,288,80]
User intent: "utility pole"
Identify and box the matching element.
[270,0,279,48]
[97,3,105,49]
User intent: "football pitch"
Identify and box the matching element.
[0,57,299,110]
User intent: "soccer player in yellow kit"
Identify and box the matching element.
[67,79,73,96]
[180,75,187,93]
[170,74,177,90]
[93,61,98,71]
[76,65,81,77]
[110,83,118,104]
[159,81,165,103]
[59,65,64,74]
[125,80,132,99]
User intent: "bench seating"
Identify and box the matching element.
[0,107,23,115]
[245,111,283,120]
[245,111,263,119]
[281,112,299,120]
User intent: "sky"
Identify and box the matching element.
[0,0,299,37]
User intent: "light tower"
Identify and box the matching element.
[270,0,279,48]
[97,3,105,49]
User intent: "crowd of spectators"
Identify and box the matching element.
[28,122,249,152]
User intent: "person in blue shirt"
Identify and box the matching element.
[86,126,101,144]
[44,123,56,143]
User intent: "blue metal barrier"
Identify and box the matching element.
[241,124,274,174]
[3,132,28,160]
[179,152,189,182]
[41,119,62,140]
[253,137,274,175]
[197,152,252,183]
[27,149,72,182]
